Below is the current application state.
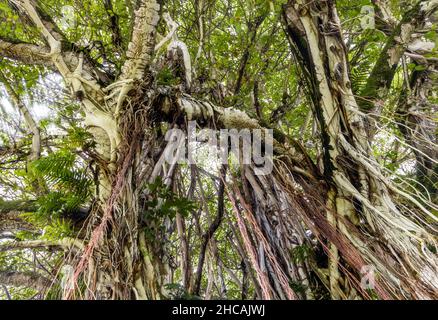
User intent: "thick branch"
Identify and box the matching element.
[10,0,110,88]
[119,0,161,81]
[0,271,52,290]
[0,212,35,233]
[0,199,37,234]
[0,37,110,85]
[0,239,84,253]
[155,89,319,180]
[0,37,52,67]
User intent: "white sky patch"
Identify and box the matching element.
[0,95,56,137]
[0,96,18,117]
[397,159,416,175]
[31,102,52,120]
[1,95,53,120]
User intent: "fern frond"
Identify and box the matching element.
[30,151,92,198]
[350,62,371,95]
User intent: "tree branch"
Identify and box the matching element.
[0,270,52,290]
[119,0,161,81]
[0,37,52,67]
[0,70,41,161]
[359,0,438,112]
[372,0,397,35]
[193,165,226,296]
[103,0,123,48]
[0,239,84,253]
[0,211,36,233]
[396,64,438,198]
[0,37,111,85]
[234,15,266,95]
[9,0,111,89]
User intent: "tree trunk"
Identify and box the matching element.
[4,0,437,301]
[282,0,438,299]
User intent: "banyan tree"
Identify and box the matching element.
[0,0,437,300]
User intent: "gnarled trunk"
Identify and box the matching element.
[3,0,437,301]
[283,0,438,299]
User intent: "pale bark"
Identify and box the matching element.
[0,271,52,291]
[283,0,438,299]
[119,0,160,81]
[2,0,436,301]
[0,239,84,252]
[0,71,41,161]
[176,212,192,291]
